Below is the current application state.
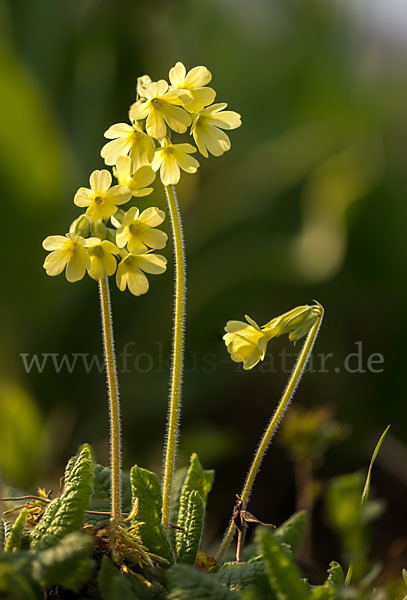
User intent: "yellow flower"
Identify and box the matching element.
[191,103,241,158]
[101,122,155,169]
[113,206,168,253]
[116,251,167,296]
[223,315,268,370]
[113,155,155,197]
[74,169,132,220]
[169,62,216,113]
[85,238,120,280]
[129,80,193,140]
[42,233,90,282]
[152,142,199,186]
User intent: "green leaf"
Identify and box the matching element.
[169,466,188,548]
[4,511,27,552]
[327,561,344,586]
[177,490,204,564]
[98,556,134,600]
[216,557,275,597]
[31,445,94,550]
[167,564,239,600]
[86,463,132,527]
[274,511,307,552]
[0,520,4,550]
[0,561,40,600]
[32,531,93,592]
[130,465,173,563]
[257,528,308,600]
[361,426,390,508]
[176,454,214,553]
[309,585,336,600]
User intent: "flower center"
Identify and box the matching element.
[129,223,142,235]
[94,196,103,205]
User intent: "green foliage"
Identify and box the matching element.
[167,563,239,600]
[0,559,41,600]
[327,562,345,587]
[242,510,307,560]
[31,446,94,550]
[175,454,214,554]
[177,490,204,564]
[130,465,173,564]
[31,531,93,592]
[216,556,275,597]
[98,556,134,600]
[258,527,309,600]
[0,520,4,551]
[169,466,188,548]
[4,510,26,552]
[86,463,132,527]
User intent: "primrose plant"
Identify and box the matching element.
[1,63,354,600]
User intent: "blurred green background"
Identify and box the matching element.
[0,0,406,579]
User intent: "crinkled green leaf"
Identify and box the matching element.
[130,465,173,563]
[32,531,93,592]
[31,445,94,550]
[0,556,40,600]
[176,454,214,553]
[216,556,275,597]
[177,490,204,564]
[274,511,307,552]
[167,564,239,600]
[98,555,134,600]
[86,463,132,527]
[327,561,344,587]
[4,510,26,552]
[258,527,308,600]
[169,466,188,548]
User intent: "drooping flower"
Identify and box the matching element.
[152,142,199,186]
[223,315,268,370]
[116,251,167,296]
[101,122,155,169]
[129,80,193,140]
[223,305,322,370]
[169,62,216,113]
[74,170,132,220]
[113,206,168,253]
[42,233,90,282]
[113,155,156,197]
[85,238,120,280]
[191,103,241,158]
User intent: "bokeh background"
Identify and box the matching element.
[1,0,406,584]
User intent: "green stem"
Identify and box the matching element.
[215,306,324,563]
[99,275,121,522]
[162,184,186,529]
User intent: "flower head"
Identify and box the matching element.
[42,233,90,282]
[152,142,199,186]
[85,238,120,280]
[129,80,193,140]
[191,103,241,158]
[169,62,216,113]
[101,123,155,169]
[74,169,132,220]
[116,251,167,296]
[223,315,268,370]
[113,206,168,253]
[113,155,156,197]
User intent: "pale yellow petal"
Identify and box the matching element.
[127,236,148,253]
[128,269,149,296]
[135,253,167,274]
[131,165,156,189]
[90,170,112,193]
[210,110,242,130]
[104,123,133,139]
[146,106,167,140]
[160,153,180,185]
[115,155,132,185]
[104,185,132,206]
[195,123,231,157]
[184,65,212,89]
[101,137,133,166]
[66,250,89,282]
[101,240,120,255]
[137,228,168,250]
[186,87,216,113]
[137,207,165,227]
[169,62,186,88]
[174,149,199,173]
[42,235,67,251]
[151,150,164,172]
[43,250,68,276]
[146,80,168,98]
[160,103,191,134]
[88,257,106,280]
[129,132,155,169]
[74,187,94,208]
[115,227,130,249]
[163,88,193,106]
[129,101,149,122]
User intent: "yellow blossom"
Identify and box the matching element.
[113,155,155,197]
[85,238,120,280]
[223,315,268,370]
[116,251,167,296]
[169,62,216,113]
[129,80,193,140]
[191,103,241,158]
[101,122,155,169]
[42,233,90,282]
[113,206,167,253]
[152,142,199,186]
[74,169,132,220]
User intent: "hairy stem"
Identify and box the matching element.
[99,275,121,522]
[162,184,186,529]
[215,306,324,562]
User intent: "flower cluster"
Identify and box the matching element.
[42,62,241,295]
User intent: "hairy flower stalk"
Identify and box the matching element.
[161,184,186,530]
[216,303,324,563]
[99,275,122,522]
